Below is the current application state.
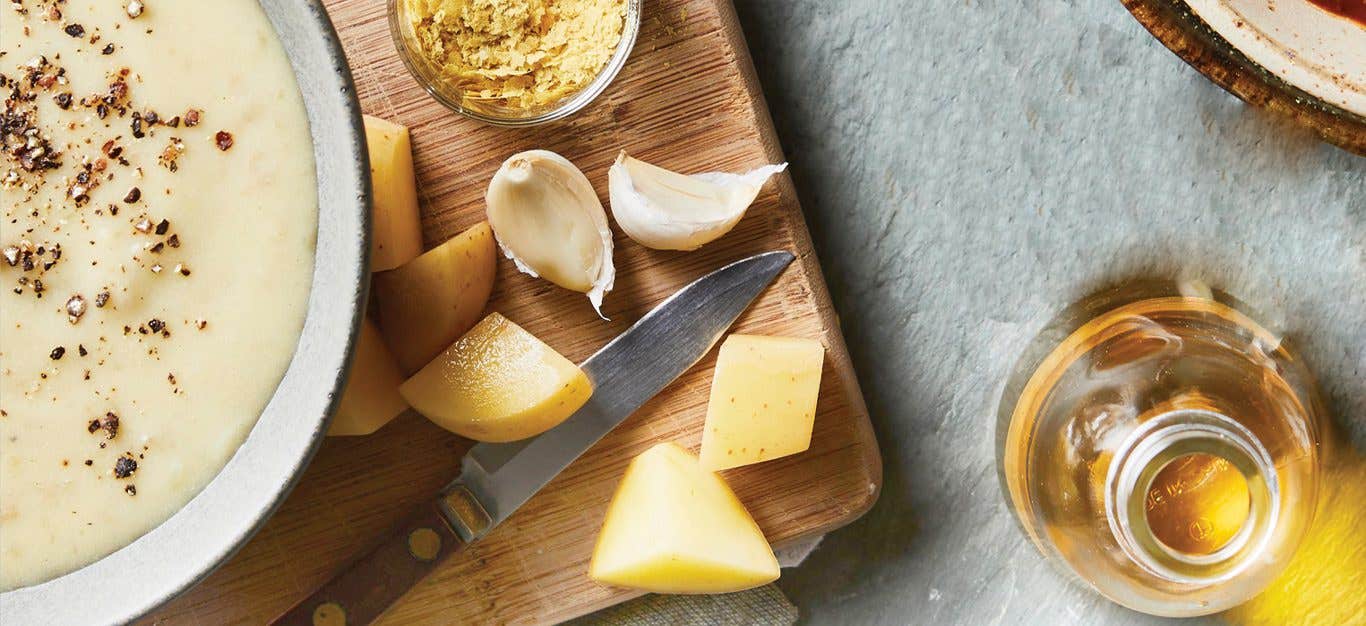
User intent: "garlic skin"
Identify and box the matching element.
[608,152,788,251]
[486,150,615,317]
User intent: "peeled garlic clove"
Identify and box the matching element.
[608,152,787,251]
[486,150,615,317]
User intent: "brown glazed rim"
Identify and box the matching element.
[1120,0,1366,155]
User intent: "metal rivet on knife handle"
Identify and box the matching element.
[407,528,442,561]
[311,603,345,626]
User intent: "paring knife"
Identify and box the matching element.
[273,251,795,626]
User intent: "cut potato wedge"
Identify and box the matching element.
[589,442,780,593]
[363,114,424,272]
[375,222,497,373]
[329,317,408,436]
[698,335,824,471]
[399,313,591,442]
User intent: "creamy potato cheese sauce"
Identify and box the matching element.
[0,1,317,590]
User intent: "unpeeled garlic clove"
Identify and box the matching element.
[608,152,787,251]
[486,150,615,317]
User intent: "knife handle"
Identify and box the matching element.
[271,501,465,626]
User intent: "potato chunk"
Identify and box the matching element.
[399,313,591,442]
[363,114,424,272]
[329,317,408,436]
[375,222,497,373]
[698,335,824,471]
[589,442,779,593]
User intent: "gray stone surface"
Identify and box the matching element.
[731,0,1365,624]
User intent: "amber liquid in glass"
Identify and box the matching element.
[1145,452,1250,556]
[997,281,1323,617]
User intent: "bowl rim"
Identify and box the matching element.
[388,0,643,127]
[0,1,370,622]
[1120,0,1366,155]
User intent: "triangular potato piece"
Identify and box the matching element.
[399,313,590,442]
[589,442,779,593]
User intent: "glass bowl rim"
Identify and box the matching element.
[387,0,643,127]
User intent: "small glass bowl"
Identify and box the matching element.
[388,0,642,127]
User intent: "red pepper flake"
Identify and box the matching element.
[147,318,165,333]
[154,219,170,235]
[64,24,86,37]
[50,346,66,360]
[102,43,116,55]
[123,187,141,203]
[94,290,111,308]
[183,108,200,127]
[214,131,233,151]
[78,344,88,357]
[166,234,180,248]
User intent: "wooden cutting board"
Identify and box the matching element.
[148,0,881,623]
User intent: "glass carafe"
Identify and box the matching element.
[996,281,1324,617]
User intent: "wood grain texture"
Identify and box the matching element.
[146,0,881,623]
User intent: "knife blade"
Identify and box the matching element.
[274,251,793,626]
